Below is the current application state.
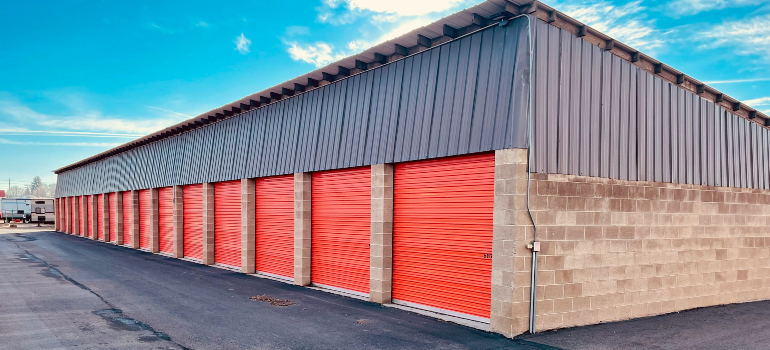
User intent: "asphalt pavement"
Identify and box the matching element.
[1,229,768,350]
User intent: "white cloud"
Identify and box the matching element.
[557,0,663,50]
[146,106,192,118]
[195,21,210,28]
[235,33,251,54]
[744,97,770,106]
[0,98,183,135]
[287,42,347,67]
[285,26,310,36]
[0,138,122,147]
[704,78,770,84]
[699,14,770,62]
[0,128,142,138]
[666,0,765,16]
[324,0,467,17]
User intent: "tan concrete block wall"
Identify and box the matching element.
[115,192,123,245]
[130,191,140,248]
[150,188,160,253]
[241,179,256,274]
[511,172,770,334]
[202,183,215,265]
[294,173,312,286]
[173,185,184,258]
[370,164,393,304]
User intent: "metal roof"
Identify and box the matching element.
[54,0,770,174]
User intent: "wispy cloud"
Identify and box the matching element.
[322,0,467,17]
[744,96,770,107]
[0,128,142,138]
[235,33,251,54]
[0,138,122,147]
[557,0,663,51]
[0,97,184,135]
[195,21,210,28]
[704,78,770,84]
[146,106,192,118]
[699,14,770,65]
[665,0,765,17]
[287,42,347,67]
[285,26,310,36]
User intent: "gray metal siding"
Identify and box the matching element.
[55,17,531,197]
[531,19,770,191]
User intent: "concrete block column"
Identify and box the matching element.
[73,197,80,236]
[101,194,110,242]
[370,164,393,304]
[115,192,123,245]
[54,198,59,231]
[149,188,160,253]
[66,198,70,233]
[90,195,98,240]
[241,179,256,274]
[202,183,215,265]
[172,185,184,258]
[294,173,312,286]
[81,197,88,238]
[130,190,140,248]
[490,148,530,337]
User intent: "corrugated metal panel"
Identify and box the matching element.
[311,167,371,294]
[55,17,530,197]
[255,175,294,278]
[393,153,494,319]
[183,184,203,260]
[158,186,174,254]
[214,180,241,267]
[528,19,770,190]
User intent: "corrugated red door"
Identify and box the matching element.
[158,187,174,254]
[183,184,203,260]
[393,153,494,319]
[109,193,117,242]
[69,197,74,233]
[87,196,93,238]
[215,180,241,267]
[255,175,294,278]
[97,194,104,240]
[139,189,150,249]
[122,191,132,245]
[77,196,83,236]
[311,167,371,294]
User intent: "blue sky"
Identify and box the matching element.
[1,0,769,189]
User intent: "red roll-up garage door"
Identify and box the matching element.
[78,196,84,236]
[255,175,294,279]
[215,180,241,267]
[69,197,74,233]
[122,191,132,245]
[158,187,174,254]
[109,193,117,242]
[139,189,150,249]
[393,153,494,320]
[311,167,371,295]
[97,194,104,240]
[183,184,203,260]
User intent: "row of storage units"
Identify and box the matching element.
[56,153,495,322]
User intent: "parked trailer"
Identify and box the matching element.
[1,199,31,223]
[30,199,55,224]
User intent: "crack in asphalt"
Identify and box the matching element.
[5,234,192,350]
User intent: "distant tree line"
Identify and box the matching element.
[4,176,56,198]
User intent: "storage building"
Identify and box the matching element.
[54,0,770,337]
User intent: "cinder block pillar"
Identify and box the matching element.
[90,195,98,240]
[294,173,312,286]
[490,148,530,337]
[172,185,184,258]
[73,197,80,236]
[202,183,215,265]
[115,192,123,245]
[370,164,394,304]
[150,188,160,253]
[102,194,110,242]
[81,197,88,238]
[130,190,140,248]
[241,178,256,274]
[54,198,59,231]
